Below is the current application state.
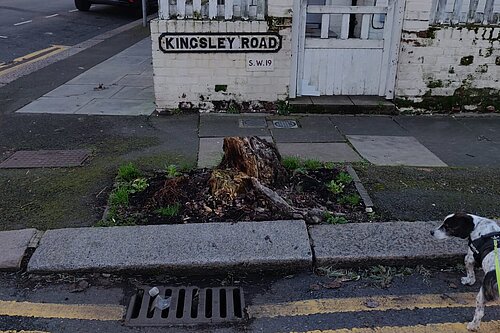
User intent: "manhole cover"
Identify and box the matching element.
[0,149,91,169]
[239,118,267,128]
[125,286,245,326]
[272,119,299,129]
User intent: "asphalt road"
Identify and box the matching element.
[1,266,499,332]
[0,0,141,64]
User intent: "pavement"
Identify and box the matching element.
[0,24,500,275]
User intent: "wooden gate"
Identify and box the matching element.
[291,0,405,98]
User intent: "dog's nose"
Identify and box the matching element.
[430,230,434,236]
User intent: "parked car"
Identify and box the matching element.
[74,0,157,13]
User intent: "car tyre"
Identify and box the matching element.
[75,0,91,11]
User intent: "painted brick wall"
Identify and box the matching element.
[396,0,500,102]
[151,19,292,111]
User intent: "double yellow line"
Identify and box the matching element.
[0,45,67,76]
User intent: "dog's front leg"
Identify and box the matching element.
[467,288,485,331]
[461,249,476,286]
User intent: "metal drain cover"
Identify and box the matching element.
[239,118,267,128]
[273,119,299,129]
[125,286,245,326]
[0,149,91,169]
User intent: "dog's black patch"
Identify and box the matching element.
[483,270,499,302]
[441,212,475,239]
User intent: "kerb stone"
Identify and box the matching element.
[310,221,468,267]
[27,220,312,274]
[0,229,37,270]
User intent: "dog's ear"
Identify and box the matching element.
[444,212,474,239]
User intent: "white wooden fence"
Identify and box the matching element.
[158,0,267,20]
[431,0,500,25]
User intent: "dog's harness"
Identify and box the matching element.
[468,230,500,298]
[468,231,500,265]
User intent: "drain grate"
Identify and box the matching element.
[0,149,90,168]
[239,118,267,128]
[125,286,245,326]
[272,119,299,129]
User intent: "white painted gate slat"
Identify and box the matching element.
[318,50,328,95]
[159,0,169,19]
[361,14,371,39]
[325,51,335,96]
[321,14,330,39]
[177,0,186,18]
[208,0,217,19]
[340,14,350,39]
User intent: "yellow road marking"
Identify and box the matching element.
[248,292,481,318]
[0,300,124,321]
[0,45,68,76]
[290,320,500,333]
[0,331,50,333]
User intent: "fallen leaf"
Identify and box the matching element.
[309,284,321,291]
[365,299,380,308]
[321,280,342,289]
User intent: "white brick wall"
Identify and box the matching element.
[151,18,292,111]
[396,0,500,100]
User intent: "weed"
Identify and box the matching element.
[316,267,361,281]
[156,203,181,217]
[117,162,141,182]
[365,265,413,288]
[109,187,129,206]
[227,104,239,114]
[282,156,302,170]
[340,194,361,206]
[323,162,336,170]
[165,164,181,178]
[129,178,149,193]
[336,171,353,185]
[277,100,293,115]
[95,216,136,227]
[324,211,348,224]
[326,180,344,195]
[303,159,323,170]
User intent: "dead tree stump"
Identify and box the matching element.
[218,137,287,186]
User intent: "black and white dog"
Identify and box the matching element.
[432,212,500,331]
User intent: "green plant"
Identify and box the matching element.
[277,100,293,115]
[323,162,336,170]
[336,171,353,185]
[340,194,361,206]
[165,164,181,178]
[326,180,344,195]
[109,187,129,206]
[117,162,141,182]
[324,211,348,224]
[227,104,239,114]
[156,203,181,217]
[282,156,302,170]
[95,216,136,227]
[129,178,149,193]
[303,159,323,170]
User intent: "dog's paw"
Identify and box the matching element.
[461,276,476,285]
[467,321,480,331]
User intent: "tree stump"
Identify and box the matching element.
[218,137,287,186]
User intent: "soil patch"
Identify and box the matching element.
[107,167,369,226]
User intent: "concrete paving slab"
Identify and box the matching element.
[393,116,491,166]
[16,96,91,114]
[0,229,37,270]
[330,116,408,136]
[111,86,154,100]
[289,96,313,105]
[456,118,500,142]
[74,99,154,116]
[271,117,345,143]
[45,84,123,99]
[27,220,312,274]
[310,221,468,267]
[66,70,128,86]
[347,135,447,167]
[349,96,394,106]
[277,143,362,162]
[198,136,273,168]
[199,115,271,137]
[115,74,153,87]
